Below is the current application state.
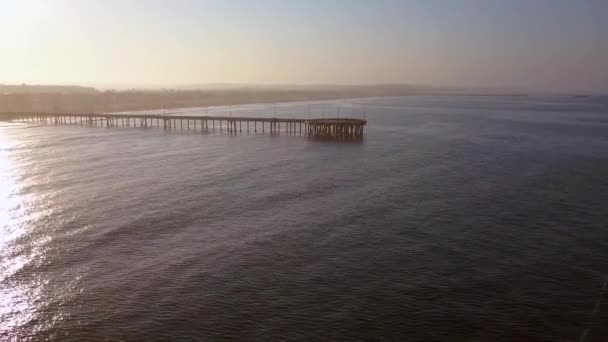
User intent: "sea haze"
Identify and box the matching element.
[1,96,608,340]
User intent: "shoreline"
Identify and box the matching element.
[2,93,603,117]
[0,93,535,116]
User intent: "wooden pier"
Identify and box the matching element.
[1,113,366,140]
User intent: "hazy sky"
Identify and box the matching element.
[1,0,607,92]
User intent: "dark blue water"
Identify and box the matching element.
[2,96,608,341]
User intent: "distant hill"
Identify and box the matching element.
[0,84,98,95]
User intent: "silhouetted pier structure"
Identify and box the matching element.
[2,113,366,140]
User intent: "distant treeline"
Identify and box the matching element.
[0,84,448,113]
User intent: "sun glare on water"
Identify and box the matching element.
[0,125,46,338]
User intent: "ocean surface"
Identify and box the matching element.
[1,96,608,341]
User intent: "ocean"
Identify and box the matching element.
[1,96,608,341]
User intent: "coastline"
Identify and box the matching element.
[0,83,536,114]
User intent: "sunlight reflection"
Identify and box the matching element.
[0,126,47,337]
